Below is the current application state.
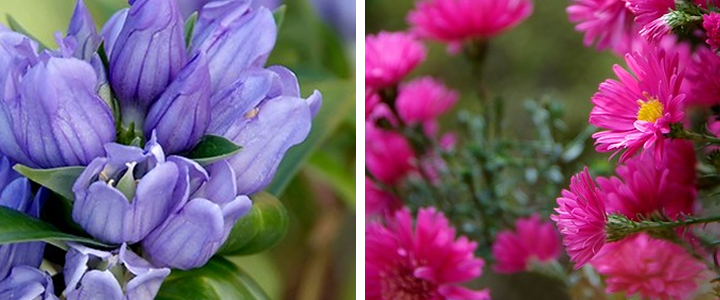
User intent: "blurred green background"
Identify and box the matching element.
[0,0,356,299]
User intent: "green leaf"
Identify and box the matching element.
[13,165,84,201]
[184,12,198,48]
[185,135,242,166]
[306,151,355,208]
[5,14,49,50]
[266,79,355,196]
[217,192,288,256]
[156,257,270,300]
[0,206,109,249]
[272,5,286,29]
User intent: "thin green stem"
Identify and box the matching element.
[668,123,720,144]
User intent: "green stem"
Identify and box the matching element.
[668,123,720,144]
[606,213,720,242]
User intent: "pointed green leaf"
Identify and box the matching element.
[0,206,109,249]
[185,12,198,48]
[156,257,270,300]
[5,14,49,50]
[186,135,242,165]
[217,192,288,256]
[272,5,286,29]
[13,165,84,201]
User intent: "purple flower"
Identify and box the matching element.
[190,0,277,93]
[72,136,205,244]
[176,0,281,19]
[208,67,320,194]
[109,0,187,124]
[144,53,211,154]
[0,266,58,300]
[66,0,101,60]
[100,8,129,58]
[143,161,252,269]
[310,0,355,41]
[64,243,170,300]
[0,157,47,281]
[0,55,115,168]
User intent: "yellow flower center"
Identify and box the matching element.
[636,94,664,123]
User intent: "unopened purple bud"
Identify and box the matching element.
[145,53,211,154]
[109,0,187,123]
[99,8,128,58]
[191,1,276,93]
[67,0,101,60]
[0,266,58,300]
[0,57,115,168]
[143,161,252,269]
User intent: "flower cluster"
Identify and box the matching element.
[0,0,319,298]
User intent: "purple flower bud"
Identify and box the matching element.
[64,243,170,300]
[191,1,276,93]
[0,57,115,168]
[72,137,197,244]
[67,0,101,60]
[0,31,38,101]
[0,156,48,280]
[100,8,129,58]
[208,67,320,195]
[0,266,58,300]
[251,0,282,9]
[109,0,187,123]
[143,161,252,269]
[145,53,211,154]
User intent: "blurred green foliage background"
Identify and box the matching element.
[0,1,356,299]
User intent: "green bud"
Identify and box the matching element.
[217,192,289,256]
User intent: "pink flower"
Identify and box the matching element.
[407,0,532,46]
[591,233,707,300]
[624,0,674,41]
[366,207,490,300]
[567,0,639,54]
[704,12,720,52]
[596,140,696,220]
[366,89,381,120]
[365,32,426,89]
[366,177,401,218]
[492,214,561,274]
[687,47,720,106]
[589,45,685,162]
[396,77,459,124]
[551,167,607,268]
[366,120,416,185]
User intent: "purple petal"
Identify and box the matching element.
[72,182,130,244]
[99,8,128,58]
[145,53,212,154]
[207,68,276,137]
[0,266,57,300]
[194,160,237,204]
[66,270,123,300]
[119,245,170,300]
[125,162,180,243]
[63,243,113,296]
[67,0,101,60]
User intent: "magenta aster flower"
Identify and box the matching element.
[365,177,401,218]
[492,214,561,274]
[396,77,458,124]
[591,233,707,300]
[366,115,416,185]
[589,45,685,162]
[567,0,638,54]
[687,47,720,106]
[365,89,380,120]
[624,0,674,41]
[407,0,533,46]
[596,140,696,220]
[366,207,490,300]
[365,32,426,89]
[704,12,720,51]
[551,167,608,268]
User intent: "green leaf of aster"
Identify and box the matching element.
[156,257,270,300]
[0,206,109,250]
[185,135,242,166]
[217,192,289,256]
[13,165,84,201]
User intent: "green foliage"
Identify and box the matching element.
[186,135,243,166]
[14,165,84,201]
[0,206,108,249]
[218,192,289,256]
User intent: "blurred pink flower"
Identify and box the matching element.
[492,214,561,274]
[365,32,426,89]
[366,89,380,120]
[596,140,696,220]
[551,167,607,268]
[407,0,532,47]
[366,121,416,185]
[624,0,673,41]
[567,0,638,54]
[396,77,459,124]
[591,233,707,300]
[589,45,685,162]
[365,177,401,218]
[687,48,720,106]
[704,12,720,51]
[366,207,490,300]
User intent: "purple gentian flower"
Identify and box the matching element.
[144,53,211,154]
[143,160,251,269]
[64,243,170,300]
[0,157,47,280]
[0,266,58,300]
[66,0,101,60]
[108,0,187,125]
[175,0,280,19]
[0,51,115,168]
[72,136,205,244]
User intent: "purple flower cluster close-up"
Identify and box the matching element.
[0,0,321,298]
